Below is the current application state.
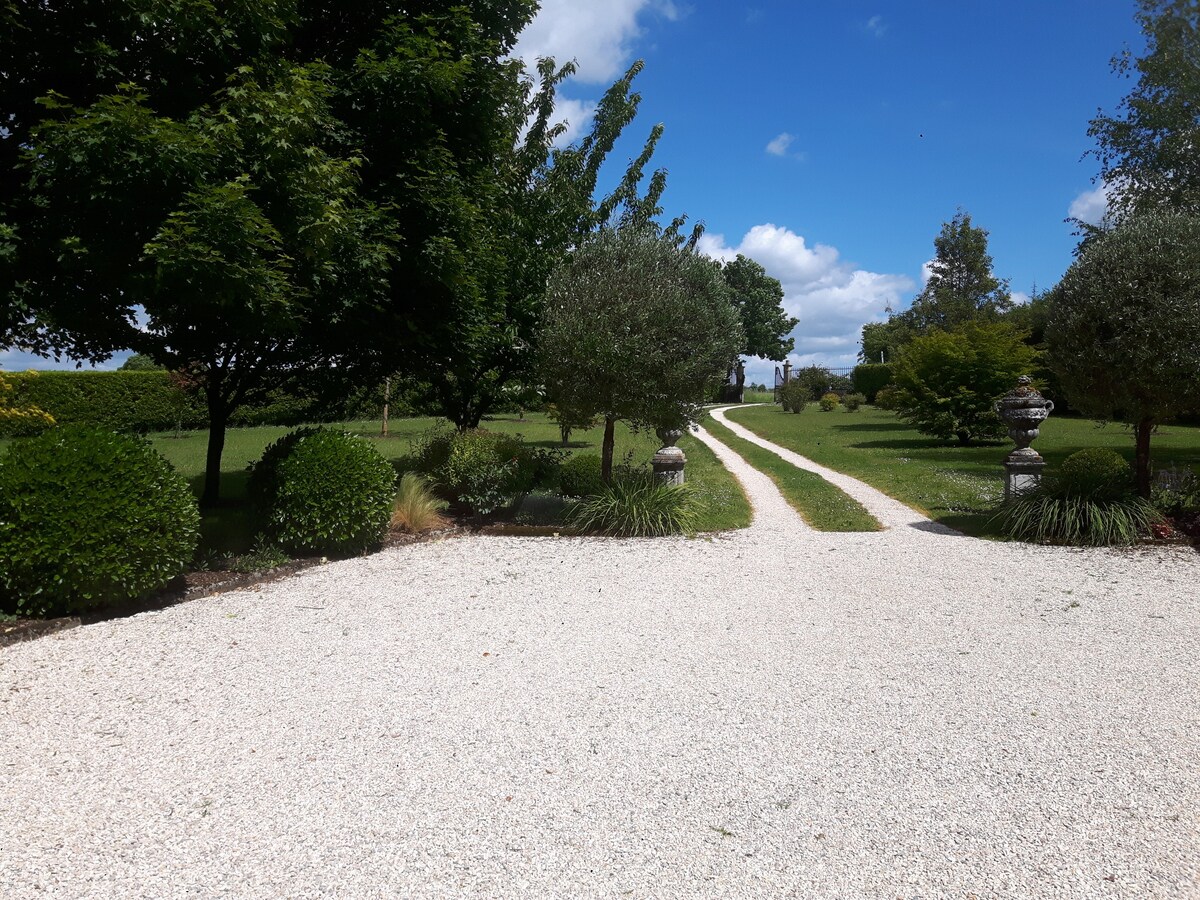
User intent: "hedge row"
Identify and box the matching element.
[0,371,335,434]
[850,363,893,403]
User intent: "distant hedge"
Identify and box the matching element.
[0,371,344,434]
[851,363,894,403]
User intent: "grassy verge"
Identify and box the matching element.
[703,414,879,531]
[725,404,1200,536]
[141,413,749,547]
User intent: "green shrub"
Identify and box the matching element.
[568,471,699,536]
[819,392,841,412]
[560,453,606,497]
[1058,448,1133,500]
[1152,466,1200,515]
[412,426,554,514]
[258,429,396,556]
[246,426,324,517]
[850,363,893,403]
[993,448,1159,546]
[0,428,200,617]
[778,380,808,413]
[874,385,904,410]
[843,392,866,411]
[992,491,1160,546]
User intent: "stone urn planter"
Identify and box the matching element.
[995,376,1054,498]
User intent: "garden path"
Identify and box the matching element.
[702,404,952,533]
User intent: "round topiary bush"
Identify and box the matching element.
[258,429,396,556]
[1059,448,1133,500]
[0,427,200,617]
[559,453,605,498]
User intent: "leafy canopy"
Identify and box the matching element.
[891,322,1037,445]
[540,227,743,478]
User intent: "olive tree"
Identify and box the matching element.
[1047,210,1200,495]
[540,228,743,482]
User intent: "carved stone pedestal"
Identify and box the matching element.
[1004,450,1046,499]
[652,427,686,486]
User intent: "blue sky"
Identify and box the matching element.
[4,0,1143,382]
[514,0,1142,383]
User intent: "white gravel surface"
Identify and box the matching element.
[3,421,1199,899]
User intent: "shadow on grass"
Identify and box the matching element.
[829,421,917,433]
[850,438,1007,452]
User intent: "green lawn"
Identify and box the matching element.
[143,413,749,550]
[702,414,880,532]
[725,403,1200,535]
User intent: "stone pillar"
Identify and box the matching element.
[782,361,792,383]
[652,427,686,486]
[995,376,1054,499]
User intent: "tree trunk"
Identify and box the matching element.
[201,401,228,508]
[381,377,390,437]
[956,430,972,446]
[601,416,616,484]
[1135,417,1154,498]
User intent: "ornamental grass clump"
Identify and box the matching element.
[778,380,808,413]
[992,448,1162,546]
[253,429,396,556]
[0,427,199,617]
[568,471,699,537]
[391,472,449,533]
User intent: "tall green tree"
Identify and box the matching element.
[3,2,537,503]
[540,228,743,482]
[1047,210,1200,496]
[722,255,796,361]
[904,211,1012,333]
[423,58,686,430]
[1087,0,1200,225]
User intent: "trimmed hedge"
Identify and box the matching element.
[851,363,893,403]
[0,370,352,434]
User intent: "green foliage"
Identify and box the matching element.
[722,254,796,360]
[1058,448,1134,500]
[906,211,1013,331]
[819,392,842,412]
[391,472,450,533]
[1086,0,1200,224]
[843,392,866,412]
[412,427,546,515]
[568,472,699,536]
[993,491,1161,546]
[0,428,199,617]
[545,402,599,446]
[258,430,396,557]
[1152,466,1200,515]
[559,453,606,498]
[0,370,55,437]
[1048,210,1200,494]
[994,446,1157,546]
[540,227,743,478]
[873,385,904,410]
[778,379,809,413]
[892,321,1038,444]
[850,364,893,402]
[246,426,324,519]
[119,353,164,371]
[791,365,850,401]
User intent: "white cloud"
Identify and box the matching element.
[1068,181,1115,227]
[0,349,128,371]
[866,15,887,37]
[766,132,795,157]
[700,223,915,382]
[919,258,935,286]
[513,0,679,85]
[1011,291,1031,306]
[511,1,680,147]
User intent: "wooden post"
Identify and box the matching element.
[381,377,390,437]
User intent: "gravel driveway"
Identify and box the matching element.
[2,422,1198,899]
